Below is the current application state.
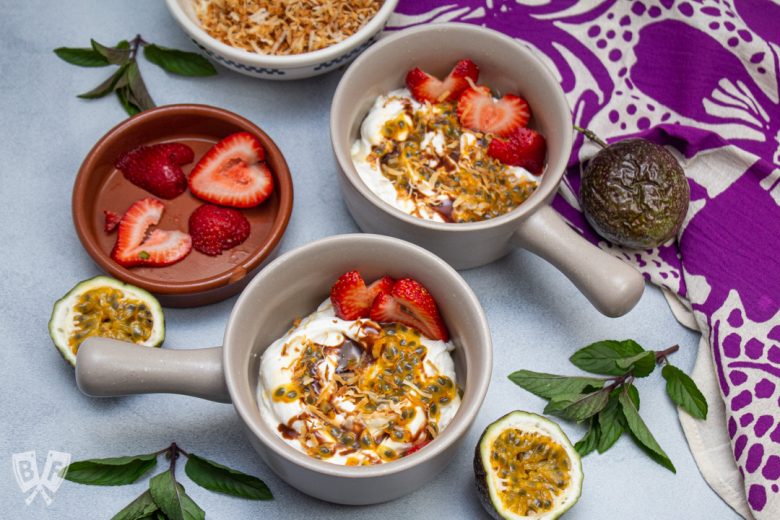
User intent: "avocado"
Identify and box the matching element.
[580,139,689,249]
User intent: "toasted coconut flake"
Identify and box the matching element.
[195,0,383,55]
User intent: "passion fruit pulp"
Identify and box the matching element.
[49,276,164,366]
[474,411,583,520]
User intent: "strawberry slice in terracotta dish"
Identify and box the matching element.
[188,132,274,208]
[405,58,479,103]
[115,142,194,199]
[111,197,192,268]
[188,204,251,256]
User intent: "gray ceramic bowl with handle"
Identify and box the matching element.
[75,234,492,505]
[330,23,644,317]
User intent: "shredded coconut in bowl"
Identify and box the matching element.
[195,0,383,56]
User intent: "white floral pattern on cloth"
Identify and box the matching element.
[388,1,780,517]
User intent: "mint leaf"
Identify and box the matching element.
[54,47,110,67]
[507,370,605,400]
[544,389,610,422]
[111,489,158,520]
[91,39,131,65]
[570,340,646,376]
[615,351,656,378]
[185,454,272,500]
[619,390,676,473]
[78,64,129,99]
[143,44,217,77]
[574,418,599,456]
[149,471,204,520]
[126,61,155,111]
[62,453,157,485]
[117,86,141,116]
[596,396,624,453]
[662,364,708,420]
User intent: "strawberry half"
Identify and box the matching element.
[115,142,194,199]
[103,210,121,233]
[330,271,394,320]
[188,132,274,208]
[405,59,479,103]
[457,86,530,137]
[369,278,449,341]
[188,204,251,256]
[110,198,192,268]
[487,127,547,174]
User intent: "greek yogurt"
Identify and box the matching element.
[257,299,461,465]
[351,89,541,223]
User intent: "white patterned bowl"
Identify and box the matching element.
[165,0,398,80]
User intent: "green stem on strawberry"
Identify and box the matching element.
[573,125,608,149]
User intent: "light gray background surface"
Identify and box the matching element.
[0,1,737,518]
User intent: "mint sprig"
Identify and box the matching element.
[61,442,272,519]
[54,34,217,116]
[508,340,708,473]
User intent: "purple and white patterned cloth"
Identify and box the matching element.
[388,1,780,518]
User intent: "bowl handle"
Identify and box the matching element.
[75,337,231,403]
[512,205,645,317]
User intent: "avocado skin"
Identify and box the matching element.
[580,139,689,249]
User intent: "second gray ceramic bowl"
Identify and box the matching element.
[75,234,492,505]
[331,23,644,317]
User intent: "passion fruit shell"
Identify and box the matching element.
[48,276,165,366]
[474,411,583,520]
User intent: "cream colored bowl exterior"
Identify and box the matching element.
[331,24,644,317]
[76,234,492,505]
[165,0,399,79]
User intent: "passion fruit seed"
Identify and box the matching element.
[68,287,154,354]
[490,429,571,517]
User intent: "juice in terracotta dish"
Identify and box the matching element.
[351,59,547,223]
[257,271,459,465]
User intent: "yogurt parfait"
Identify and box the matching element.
[257,271,459,465]
[351,59,547,223]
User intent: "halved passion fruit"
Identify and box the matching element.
[474,411,583,519]
[48,276,164,366]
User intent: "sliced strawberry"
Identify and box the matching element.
[110,197,192,267]
[115,142,193,199]
[103,210,121,233]
[406,440,431,456]
[188,132,274,208]
[330,271,394,320]
[189,204,250,256]
[457,86,530,137]
[487,127,547,174]
[369,278,449,341]
[405,59,479,103]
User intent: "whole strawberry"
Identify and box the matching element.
[188,204,251,256]
[115,142,194,199]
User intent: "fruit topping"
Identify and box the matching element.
[405,59,480,103]
[369,278,449,341]
[457,86,530,137]
[110,197,192,268]
[48,276,165,366]
[474,411,583,520]
[115,142,194,199]
[188,132,274,208]
[487,127,547,174]
[330,271,394,320]
[103,210,122,233]
[188,203,251,256]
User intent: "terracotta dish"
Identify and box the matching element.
[72,104,293,307]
